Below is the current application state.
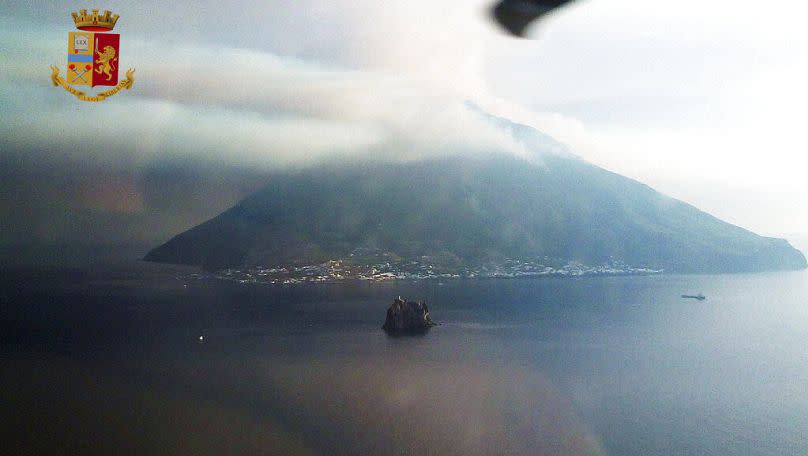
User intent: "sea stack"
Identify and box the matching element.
[382,297,435,335]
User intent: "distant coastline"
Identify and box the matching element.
[187,257,663,285]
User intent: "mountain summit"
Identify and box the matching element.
[145,116,806,274]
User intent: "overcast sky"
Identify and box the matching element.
[1,0,807,252]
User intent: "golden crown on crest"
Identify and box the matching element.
[71,9,119,31]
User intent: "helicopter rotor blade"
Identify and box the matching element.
[491,0,576,37]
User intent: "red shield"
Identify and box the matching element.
[91,33,120,87]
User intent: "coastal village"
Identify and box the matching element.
[198,251,663,285]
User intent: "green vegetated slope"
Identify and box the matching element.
[145,151,806,273]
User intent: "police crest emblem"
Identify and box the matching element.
[50,9,135,102]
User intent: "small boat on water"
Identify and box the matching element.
[681,293,706,301]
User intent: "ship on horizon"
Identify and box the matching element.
[681,293,706,301]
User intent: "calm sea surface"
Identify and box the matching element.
[2,262,808,455]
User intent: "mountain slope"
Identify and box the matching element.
[144,153,806,273]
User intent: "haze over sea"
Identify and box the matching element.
[3,262,808,455]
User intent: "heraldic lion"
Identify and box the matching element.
[94,45,117,81]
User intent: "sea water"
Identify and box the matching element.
[2,262,808,455]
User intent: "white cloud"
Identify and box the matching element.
[2,0,808,234]
[0,17,542,170]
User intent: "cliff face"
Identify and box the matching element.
[144,153,806,274]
